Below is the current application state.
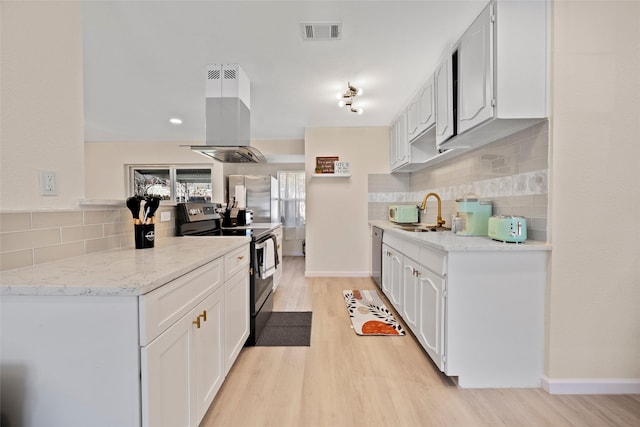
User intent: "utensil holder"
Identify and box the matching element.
[134,224,155,249]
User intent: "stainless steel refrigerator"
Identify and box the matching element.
[228,175,279,223]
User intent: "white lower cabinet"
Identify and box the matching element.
[393,250,446,372]
[141,287,224,427]
[382,243,402,311]
[224,267,250,374]
[415,266,445,371]
[194,288,225,422]
[141,245,250,427]
[401,260,419,332]
[0,243,251,427]
[382,230,546,388]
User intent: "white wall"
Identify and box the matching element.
[84,141,220,201]
[0,1,85,210]
[547,0,640,382]
[85,140,305,203]
[305,127,389,276]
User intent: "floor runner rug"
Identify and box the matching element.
[343,290,405,336]
[255,311,312,346]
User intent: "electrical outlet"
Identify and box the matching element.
[160,211,171,222]
[40,170,57,196]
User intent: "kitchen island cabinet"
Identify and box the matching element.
[1,236,250,427]
[376,221,550,388]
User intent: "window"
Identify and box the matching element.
[175,169,212,202]
[128,165,212,202]
[278,171,305,227]
[133,168,171,200]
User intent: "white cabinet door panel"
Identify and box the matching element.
[418,76,435,131]
[389,250,403,311]
[402,261,418,333]
[417,268,446,371]
[224,268,250,374]
[141,308,194,427]
[382,244,392,298]
[194,288,225,422]
[435,55,454,145]
[458,4,494,133]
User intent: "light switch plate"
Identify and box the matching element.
[39,170,57,196]
[160,211,171,222]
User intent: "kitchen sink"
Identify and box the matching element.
[395,224,451,233]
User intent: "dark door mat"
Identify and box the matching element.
[255,311,312,346]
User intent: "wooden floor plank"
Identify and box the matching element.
[201,256,640,427]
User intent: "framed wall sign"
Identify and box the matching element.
[315,156,339,173]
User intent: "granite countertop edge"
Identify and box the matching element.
[1,236,251,297]
[369,221,552,252]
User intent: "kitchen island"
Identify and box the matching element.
[370,221,551,388]
[1,236,251,427]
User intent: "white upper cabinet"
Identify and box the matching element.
[440,0,548,150]
[457,4,494,134]
[435,53,455,146]
[390,0,548,171]
[390,110,409,170]
[408,75,436,142]
[393,71,460,173]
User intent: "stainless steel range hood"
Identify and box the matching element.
[190,64,265,163]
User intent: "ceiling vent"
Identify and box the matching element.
[300,22,342,40]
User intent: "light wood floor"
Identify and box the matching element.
[201,256,640,427]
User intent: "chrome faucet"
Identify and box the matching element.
[419,192,446,227]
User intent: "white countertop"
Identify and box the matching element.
[370,221,551,252]
[0,236,250,297]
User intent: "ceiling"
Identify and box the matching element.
[81,0,488,143]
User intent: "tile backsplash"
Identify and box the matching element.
[0,205,176,271]
[369,121,549,242]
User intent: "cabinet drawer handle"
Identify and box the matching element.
[237,255,244,260]
[193,310,207,328]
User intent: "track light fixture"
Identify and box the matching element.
[336,82,364,114]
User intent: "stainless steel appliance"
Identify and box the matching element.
[188,64,266,163]
[175,202,279,346]
[228,175,279,223]
[372,226,383,288]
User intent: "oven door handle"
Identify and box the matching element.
[255,233,276,245]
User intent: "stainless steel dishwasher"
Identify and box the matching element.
[372,226,383,288]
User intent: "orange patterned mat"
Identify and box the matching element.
[343,290,405,336]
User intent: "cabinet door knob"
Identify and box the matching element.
[193,317,201,329]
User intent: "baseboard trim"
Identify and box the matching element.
[304,271,371,278]
[542,377,640,395]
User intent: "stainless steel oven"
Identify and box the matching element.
[176,202,279,346]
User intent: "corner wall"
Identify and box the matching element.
[546,0,640,388]
[305,127,389,276]
[1,2,85,210]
